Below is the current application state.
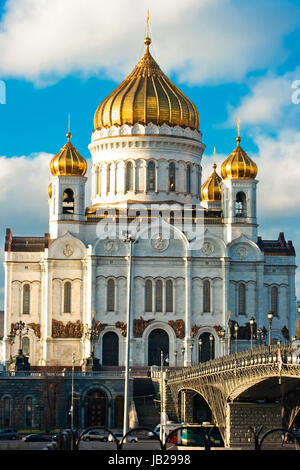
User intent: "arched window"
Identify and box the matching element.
[271,286,279,317]
[106,163,111,193]
[169,162,176,191]
[203,280,211,312]
[3,397,11,427]
[25,397,33,427]
[147,161,156,191]
[23,284,30,315]
[107,279,115,312]
[166,280,173,312]
[235,192,247,217]
[22,337,30,356]
[238,283,246,315]
[186,164,191,193]
[125,161,133,192]
[62,188,74,214]
[64,282,72,313]
[155,280,163,312]
[145,280,153,312]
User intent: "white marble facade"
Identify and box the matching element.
[2,117,298,368]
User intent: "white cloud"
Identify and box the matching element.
[254,129,300,216]
[226,69,300,129]
[0,0,298,85]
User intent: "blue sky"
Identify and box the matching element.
[0,0,300,307]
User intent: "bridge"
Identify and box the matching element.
[162,341,300,448]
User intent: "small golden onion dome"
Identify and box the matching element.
[50,132,87,176]
[94,36,200,131]
[220,136,257,180]
[48,183,52,199]
[201,163,222,202]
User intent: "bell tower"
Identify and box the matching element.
[220,122,258,243]
[48,131,87,238]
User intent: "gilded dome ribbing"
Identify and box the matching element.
[220,136,257,180]
[50,132,87,177]
[94,37,200,131]
[201,163,222,202]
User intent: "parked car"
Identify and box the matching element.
[22,434,53,442]
[0,428,19,440]
[82,430,109,442]
[108,432,138,443]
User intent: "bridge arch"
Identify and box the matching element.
[175,386,220,426]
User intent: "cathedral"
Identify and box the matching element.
[2,33,297,370]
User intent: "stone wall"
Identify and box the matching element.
[225,402,282,448]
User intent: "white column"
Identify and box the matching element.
[40,254,52,365]
[288,266,297,337]
[3,256,12,362]
[256,263,264,328]
[184,257,192,366]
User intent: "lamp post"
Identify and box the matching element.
[7,334,15,363]
[83,312,101,371]
[160,350,169,445]
[189,343,193,366]
[13,321,29,353]
[234,323,239,353]
[227,314,232,355]
[249,317,255,350]
[123,232,136,441]
[198,339,202,363]
[209,334,214,360]
[219,329,225,356]
[181,347,185,366]
[268,311,274,346]
[174,350,178,367]
[70,352,75,430]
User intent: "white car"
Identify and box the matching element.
[108,432,138,443]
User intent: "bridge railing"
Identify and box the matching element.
[167,341,300,382]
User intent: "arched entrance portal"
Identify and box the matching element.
[198,332,215,363]
[86,390,108,427]
[102,332,119,366]
[148,329,169,366]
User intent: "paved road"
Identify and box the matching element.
[0,439,298,451]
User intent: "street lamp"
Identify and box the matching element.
[83,312,101,371]
[227,314,232,355]
[249,317,255,350]
[219,329,225,356]
[189,343,193,365]
[123,232,137,441]
[174,350,178,367]
[7,334,15,364]
[12,321,29,353]
[234,323,239,353]
[160,350,169,445]
[198,339,202,363]
[268,311,274,346]
[70,352,75,430]
[181,347,185,366]
[209,334,214,360]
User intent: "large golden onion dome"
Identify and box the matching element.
[94,36,200,131]
[50,132,87,177]
[220,136,257,180]
[201,163,222,202]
